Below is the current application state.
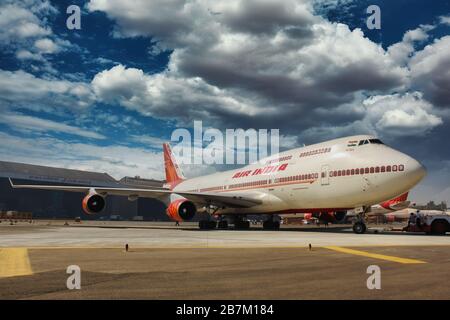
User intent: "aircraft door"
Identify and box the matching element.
[321,165,330,186]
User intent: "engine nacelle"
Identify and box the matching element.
[82,193,106,215]
[166,199,196,222]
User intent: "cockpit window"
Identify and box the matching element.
[358,140,369,146]
[358,139,384,146]
[369,139,384,145]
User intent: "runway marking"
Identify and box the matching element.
[324,246,426,264]
[0,248,33,278]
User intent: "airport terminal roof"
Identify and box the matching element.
[119,176,164,188]
[0,160,119,187]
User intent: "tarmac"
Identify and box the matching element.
[0,220,449,299]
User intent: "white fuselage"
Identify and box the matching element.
[171,135,426,215]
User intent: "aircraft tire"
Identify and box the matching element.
[430,220,448,235]
[352,221,367,234]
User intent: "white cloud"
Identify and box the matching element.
[130,135,167,148]
[365,92,443,136]
[92,65,148,102]
[299,92,443,141]
[0,4,51,44]
[409,36,450,107]
[0,113,105,140]
[440,15,450,26]
[15,49,44,61]
[87,0,408,131]
[0,69,95,111]
[387,25,433,65]
[34,38,59,54]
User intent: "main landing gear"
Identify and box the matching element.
[263,215,280,230]
[199,220,217,230]
[352,208,369,234]
[198,215,251,230]
[233,216,250,230]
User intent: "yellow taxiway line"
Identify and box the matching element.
[324,246,426,264]
[0,248,33,278]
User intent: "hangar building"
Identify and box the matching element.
[0,161,168,220]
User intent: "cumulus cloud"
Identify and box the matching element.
[0,4,51,44]
[0,0,76,72]
[87,0,410,134]
[365,92,443,136]
[298,92,443,142]
[0,69,95,111]
[387,25,433,65]
[409,36,450,108]
[34,38,59,54]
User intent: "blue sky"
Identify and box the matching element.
[0,0,450,203]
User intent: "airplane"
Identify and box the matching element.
[8,135,426,234]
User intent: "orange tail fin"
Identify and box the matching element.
[163,143,185,184]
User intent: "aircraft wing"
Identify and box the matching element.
[8,178,261,208]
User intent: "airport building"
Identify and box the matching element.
[0,161,168,221]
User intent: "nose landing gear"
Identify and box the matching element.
[352,207,369,234]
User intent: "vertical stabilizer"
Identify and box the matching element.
[163,143,185,183]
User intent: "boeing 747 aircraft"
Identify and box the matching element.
[9,135,426,234]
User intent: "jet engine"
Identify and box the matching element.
[82,192,106,214]
[166,199,196,222]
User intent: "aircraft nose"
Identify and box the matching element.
[406,157,426,184]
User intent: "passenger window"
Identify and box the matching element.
[393,165,398,172]
[387,166,391,172]
[355,168,359,174]
[375,166,380,173]
[351,169,355,175]
[365,168,370,174]
[399,164,404,171]
[370,167,374,174]
[381,166,385,172]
